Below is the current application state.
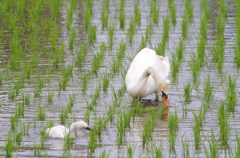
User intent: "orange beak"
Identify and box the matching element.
[162,95,169,106]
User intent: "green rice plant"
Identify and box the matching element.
[162,16,170,43]
[145,21,153,40]
[108,25,115,49]
[126,143,136,158]
[234,45,240,68]
[168,108,180,148]
[171,52,181,83]
[192,108,204,148]
[8,90,16,99]
[50,0,61,19]
[155,41,165,56]
[34,88,42,97]
[150,1,160,24]
[84,109,91,122]
[22,93,30,105]
[119,0,125,29]
[98,150,110,158]
[81,72,91,92]
[101,3,109,29]
[37,105,45,121]
[102,73,111,91]
[134,1,141,25]
[88,25,97,45]
[217,102,231,144]
[201,0,210,20]
[176,39,185,61]
[197,34,207,65]
[150,143,163,158]
[89,130,97,153]
[200,15,208,39]
[184,83,192,103]
[116,113,125,146]
[76,43,88,67]
[181,137,190,157]
[68,28,76,50]
[91,50,105,73]
[203,75,214,102]
[47,92,54,103]
[204,131,219,158]
[15,131,22,145]
[111,57,122,73]
[106,105,115,122]
[10,115,17,131]
[0,73,2,85]
[63,132,73,150]
[219,0,228,18]
[184,0,193,22]
[181,14,188,39]
[20,121,30,135]
[168,0,176,25]
[127,18,136,44]
[5,132,15,158]
[235,134,240,157]
[189,52,201,84]
[137,36,147,53]
[224,75,237,111]
[59,106,68,124]
[15,103,24,118]
[84,7,92,29]
[94,116,108,136]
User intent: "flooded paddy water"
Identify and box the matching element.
[0,0,240,157]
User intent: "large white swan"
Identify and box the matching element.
[46,120,91,138]
[125,48,170,106]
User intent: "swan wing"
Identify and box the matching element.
[46,125,69,138]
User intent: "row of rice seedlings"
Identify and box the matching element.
[168,0,177,25]
[192,108,204,148]
[217,102,231,144]
[168,108,180,148]
[119,0,125,29]
[224,75,237,111]
[150,0,160,24]
[184,0,193,22]
[218,0,228,18]
[84,4,93,29]
[201,0,210,20]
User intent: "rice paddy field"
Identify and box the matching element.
[0,0,240,157]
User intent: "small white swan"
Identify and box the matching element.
[125,48,170,106]
[46,120,91,139]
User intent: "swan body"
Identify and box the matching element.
[46,120,91,139]
[125,48,170,106]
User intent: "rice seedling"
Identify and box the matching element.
[197,35,207,65]
[59,106,68,124]
[63,132,73,150]
[204,131,219,158]
[127,19,136,44]
[183,83,192,103]
[189,52,201,84]
[234,46,240,68]
[126,143,136,158]
[34,88,42,97]
[155,41,165,56]
[181,15,189,39]
[200,15,208,39]
[201,0,210,20]
[168,0,176,25]
[50,0,61,19]
[15,131,22,145]
[137,36,147,53]
[84,109,91,123]
[184,0,193,22]
[192,108,204,148]
[145,21,153,40]
[37,105,45,121]
[98,150,110,158]
[203,75,214,102]
[181,137,190,157]
[39,128,47,148]
[8,90,16,99]
[150,1,160,24]
[108,25,115,49]
[94,116,108,136]
[102,73,111,92]
[68,28,76,50]
[0,73,2,85]
[5,132,15,158]
[92,51,105,73]
[20,121,30,135]
[47,92,54,103]
[88,25,97,45]
[88,130,97,153]
[150,143,163,158]
[225,75,237,111]
[15,102,24,118]
[84,7,92,29]
[76,43,88,67]
[235,134,240,157]
[171,52,181,83]
[81,71,91,92]
[117,113,125,146]
[119,0,125,29]
[217,102,231,144]
[10,115,17,131]
[162,16,170,43]
[134,1,141,25]
[101,2,109,30]
[168,108,180,148]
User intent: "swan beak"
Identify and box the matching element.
[162,91,169,106]
[162,95,169,106]
[86,127,91,130]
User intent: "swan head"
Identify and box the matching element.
[73,121,91,130]
[159,82,169,106]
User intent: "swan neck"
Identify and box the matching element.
[69,122,78,136]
